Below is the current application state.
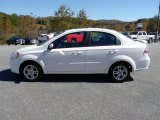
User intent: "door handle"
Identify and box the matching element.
[73,51,82,55]
[76,51,82,54]
[109,49,119,54]
[113,49,119,52]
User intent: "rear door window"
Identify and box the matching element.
[89,32,120,46]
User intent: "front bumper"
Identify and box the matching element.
[10,57,21,74]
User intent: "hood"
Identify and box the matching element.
[17,45,45,54]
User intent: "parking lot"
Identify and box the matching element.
[0,43,160,120]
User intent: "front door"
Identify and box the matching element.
[44,32,87,73]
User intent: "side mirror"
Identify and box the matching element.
[48,43,54,50]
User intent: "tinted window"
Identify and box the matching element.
[138,32,142,35]
[53,32,86,48]
[143,32,146,35]
[90,32,120,46]
[130,32,138,35]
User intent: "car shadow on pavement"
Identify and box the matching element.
[0,69,21,84]
[0,69,134,84]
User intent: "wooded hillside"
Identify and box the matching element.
[0,5,158,44]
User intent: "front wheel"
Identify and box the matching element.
[20,63,43,81]
[109,63,130,82]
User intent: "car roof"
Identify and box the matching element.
[65,28,117,33]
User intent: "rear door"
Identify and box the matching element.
[85,31,122,73]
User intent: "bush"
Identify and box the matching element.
[0,40,6,45]
[0,36,6,44]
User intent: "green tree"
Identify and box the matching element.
[77,9,87,19]
[76,9,89,28]
[10,14,19,27]
[125,22,136,31]
[3,14,14,39]
[0,13,5,34]
[51,5,74,32]
[147,16,158,32]
[55,5,74,17]
[19,15,37,38]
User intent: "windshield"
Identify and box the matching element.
[37,40,48,46]
[130,32,138,35]
[37,32,64,46]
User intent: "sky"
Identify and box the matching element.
[0,0,159,21]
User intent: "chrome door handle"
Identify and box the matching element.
[109,49,119,54]
[76,51,82,54]
[73,51,82,55]
[113,49,119,52]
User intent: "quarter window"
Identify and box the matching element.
[90,32,120,46]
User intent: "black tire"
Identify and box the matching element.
[109,63,130,82]
[20,62,43,81]
[148,38,152,43]
[71,38,76,43]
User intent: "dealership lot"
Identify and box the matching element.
[0,43,160,120]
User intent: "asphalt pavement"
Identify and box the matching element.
[0,44,160,120]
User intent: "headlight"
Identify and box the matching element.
[11,52,20,58]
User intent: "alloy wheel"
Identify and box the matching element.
[23,65,39,80]
[112,65,128,81]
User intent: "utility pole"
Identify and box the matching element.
[157,1,160,42]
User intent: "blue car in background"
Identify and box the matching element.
[7,37,25,45]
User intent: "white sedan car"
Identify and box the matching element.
[10,28,150,82]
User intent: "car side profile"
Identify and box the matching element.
[10,28,150,82]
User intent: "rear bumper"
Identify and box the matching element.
[135,56,150,71]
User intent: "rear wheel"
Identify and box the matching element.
[71,38,76,43]
[20,62,43,81]
[148,38,152,43]
[109,63,130,82]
